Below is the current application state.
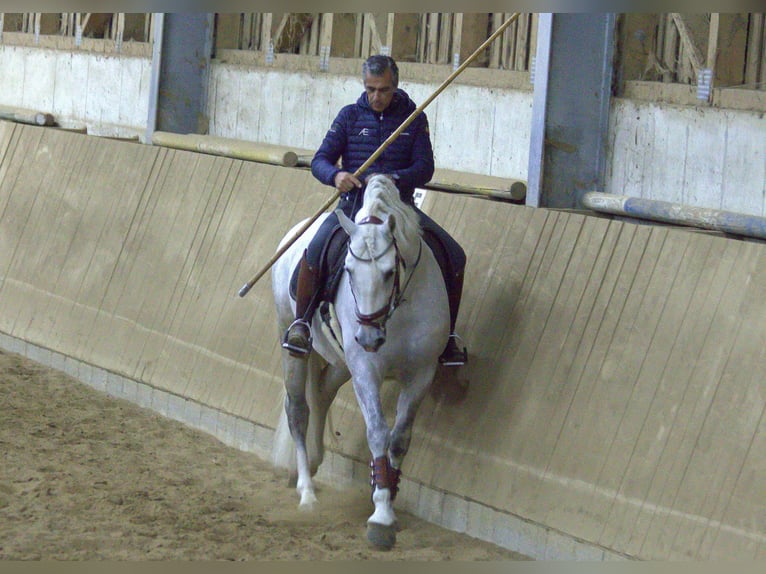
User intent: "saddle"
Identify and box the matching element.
[289,225,448,308]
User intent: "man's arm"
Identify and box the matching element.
[311,107,350,187]
[389,113,435,191]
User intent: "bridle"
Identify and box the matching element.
[346,215,422,333]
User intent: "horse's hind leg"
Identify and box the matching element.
[282,354,317,510]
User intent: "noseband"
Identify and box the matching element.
[347,215,422,332]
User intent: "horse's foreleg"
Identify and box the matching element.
[351,374,399,548]
[306,362,349,475]
[282,355,317,510]
[389,365,436,468]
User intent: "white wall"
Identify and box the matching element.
[607,99,766,216]
[206,64,533,181]
[0,44,151,138]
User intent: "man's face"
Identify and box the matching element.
[364,69,396,113]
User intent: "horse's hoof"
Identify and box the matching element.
[367,522,396,550]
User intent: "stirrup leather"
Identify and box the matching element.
[439,333,468,366]
[282,319,313,356]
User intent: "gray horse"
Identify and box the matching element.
[271,174,450,549]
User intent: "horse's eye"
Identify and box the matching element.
[383,270,394,282]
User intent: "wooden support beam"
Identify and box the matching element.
[365,13,382,54]
[706,12,719,70]
[671,13,704,77]
[272,13,289,50]
[385,13,394,51]
[661,13,678,83]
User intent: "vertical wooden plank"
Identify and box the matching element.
[417,13,426,62]
[260,13,272,52]
[144,13,151,43]
[515,13,530,71]
[116,13,125,48]
[706,13,719,70]
[490,12,502,68]
[319,12,333,55]
[529,12,538,66]
[0,13,4,42]
[427,12,438,63]
[451,13,463,65]
[361,13,371,58]
[241,13,252,50]
[354,13,363,57]
[503,13,515,70]
[438,13,452,63]
[745,13,763,88]
[308,13,319,55]
[386,12,394,51]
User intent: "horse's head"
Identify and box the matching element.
[337,208,401,353]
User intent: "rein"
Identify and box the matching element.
[346,216,423,331]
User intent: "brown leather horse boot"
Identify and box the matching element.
[439,271,468,366]
[282,251,319,358]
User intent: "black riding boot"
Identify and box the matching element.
[282,251,319,358]
[439,271,468,366]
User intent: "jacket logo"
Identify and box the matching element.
[358,128,370,136]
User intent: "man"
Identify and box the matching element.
[282,54,468,366]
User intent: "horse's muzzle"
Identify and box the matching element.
[355,324,386,352]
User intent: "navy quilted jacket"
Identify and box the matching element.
[311,88,434,204]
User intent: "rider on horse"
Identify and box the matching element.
[282,54,468,367]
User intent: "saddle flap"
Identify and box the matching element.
[289,224,349,303]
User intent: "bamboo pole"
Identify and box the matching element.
[238,12,522,297]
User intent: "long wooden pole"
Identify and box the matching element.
[238,12,521,297]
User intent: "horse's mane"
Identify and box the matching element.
[356,175,422,248]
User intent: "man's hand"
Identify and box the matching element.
[334,171,363,193]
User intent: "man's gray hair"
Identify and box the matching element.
[363,54,399,87]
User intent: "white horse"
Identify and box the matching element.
[271,174,450,549]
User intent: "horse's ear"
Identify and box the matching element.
[336,209,356,236]
[387,213,397,234]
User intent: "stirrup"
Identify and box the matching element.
[439,333,468,367]
[281,319,313,357]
